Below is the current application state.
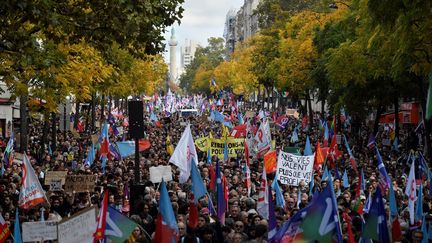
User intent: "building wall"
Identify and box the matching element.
[224,0,261,53]
[0,82,19,138]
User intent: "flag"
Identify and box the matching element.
[255,119,271,157]
[323,123,329,147]
[416,183,423,223]
[13,208,22,243]
[155,180,179,243]
[376,148,391,191]
[268,186,277,241]
[275,115,289,128]
[342,170,349,188]
[211,78,217,87]
[271,175,342,242]
[85,143,96,166]
[188,200,199,229]
[166,135,174,156]
[94,190,109,242]
[100,122,110,158]
[361,169,366,191]
[109,143,121,161]
[105,206,138,243]
[290,129,298,144]
[422,215,428,243]
[207,146,212,164]
[169,124,198,183]
[272,179,285,208]
[314,142,325,172]
[321,166,330,182]
[216,159,226,224]
[405,159,416,225]
[303,136,313,156]
[223,140,229,163]
[230,124,247,138]
[18,154,48,209]
[362,188,390,243]
[367,133,376,149]
[191,159,207,203]
[389,182,398,221]
[3,132,14,168]
[264,150,277,174]
[257,167,269,220]
[392,137,399,152]
[0,212,11,242]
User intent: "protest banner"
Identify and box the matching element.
[276,151,314,186]
[64,175,97,193]
[22,221,57,242]
[58,207,96,243]
[44,171,68,185]
[149,166,173,183]
[195,136,245,159]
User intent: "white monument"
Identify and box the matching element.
[168,28,178,84]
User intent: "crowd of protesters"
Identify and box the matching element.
[0,96,429,243]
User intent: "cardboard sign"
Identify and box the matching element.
[49,179,63,191]
[22,221,58,242]
[58,207,97,243]
[149,166,173,183]
[276,151,314,186]
[64,175,97,193]
[244,111,255,118]
[45,171,68,185]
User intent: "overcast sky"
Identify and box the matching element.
[163,0,244,63]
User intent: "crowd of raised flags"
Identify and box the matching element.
[1,89,432,243]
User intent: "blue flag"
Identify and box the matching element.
[191,159,207,203]
[159,180,179,233]
[14,208,22,243]
[207,147,212,164]
[272,179,285,208]
[342,170,349,188]
[116,141,135,158]
[376,147,391,191]
[389,182,398,220]
[290,129,298,144]
[361,168,366,191]
[223,140,229,162]
[271,175,343,242]
[362,188,390,242]
[321,166,330,182]
[304,136,312,156]
[422,214,428,243]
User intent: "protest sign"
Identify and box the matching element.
[49,179,63,191]
[195,136,210,151]
[276,151,314,186]
[64,175,97,193]
[149,166,173,183]
[22,221,57,242]
[58,207,96,243]
[44,171,68,185]
[244,111,255,118]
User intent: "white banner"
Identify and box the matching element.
[58,207,96,243]
[276,151,314,186]
[22,221,57,242]
[149,166,173,183]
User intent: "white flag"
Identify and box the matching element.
[405,160,416,225]
[257,167,269,220]
[19,154,48,209]
[169,124,198,183]
[255,119,271,157]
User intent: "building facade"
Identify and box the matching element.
[180,39,198,70]
[224,0,261,53]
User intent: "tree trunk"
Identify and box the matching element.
[100,94,105,121]
[394,94,399,140]
[418,76,431,157]
[306,91,314,126]
[51,112,57,151]
[91,93,96,132]
[373,105,384,136]
[85,104,91,134]
[19,92,28,152]
[257,85,261,110]
[321,100,325,118]
[74,100,80,130]
[42,116,50,148]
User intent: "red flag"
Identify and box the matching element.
[100,138,109,157]
[313,142,325,173]
[209,164,216,190]
[264,150,277,174]
[231,124,247,138]
[342,212,355,243]
[392,217,402,241]
[327,135,342,166]
[188,201,199,229]
[138,139,151,151]
[222,176,229,209]
[94,190,108,242]
[0,213,11,242]
[244,138,250,166]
